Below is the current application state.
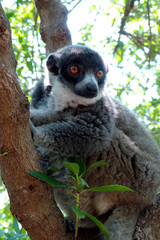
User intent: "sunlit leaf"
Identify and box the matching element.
[0,229,5,237]
[13,218,20,234]
[0,152,8,157]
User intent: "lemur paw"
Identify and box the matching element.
[30,109,39,126]
[29,119,36,139]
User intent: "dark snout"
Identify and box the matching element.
[75,83,98,98]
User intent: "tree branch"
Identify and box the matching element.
[114,0,135,54]
[34,0,72,54]
[68,0,83,14]
[119,30,160,57]
[147,0,152,68]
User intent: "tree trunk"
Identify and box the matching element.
[0,0,159,240]
[0,3,70,240]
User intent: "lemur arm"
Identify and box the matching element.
[30,112,114,157]
[30,108,72,126]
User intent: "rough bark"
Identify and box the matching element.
[133,194,160,240]
[34,0,72,54]
[0,3,70,240]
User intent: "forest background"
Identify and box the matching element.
[0,0,160,239]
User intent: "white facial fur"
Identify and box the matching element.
[46,74,103,111]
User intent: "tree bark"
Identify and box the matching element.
[34,0,72,54]
[0,3,70,240]
[133,194,160,240]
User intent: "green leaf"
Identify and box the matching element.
[26,60,33,72]
[13,218,20,234]
[64,162,79,176]
[0,229,5,237]
[72,205,85,220]
[81,160,108,176]
[28,171,71,188]
[88,160,108,170]
[70,156,86,176]
[66,190,76,199]
[83,185,133,193]
[78,177,89,188]
[0,152,8,157]
[47,166,71,178]
[9,233,26,239]
[83,212,109,240]
[76,177,89,192]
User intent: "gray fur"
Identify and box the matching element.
[30,45,160,240]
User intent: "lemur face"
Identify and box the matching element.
[46,45,107,99]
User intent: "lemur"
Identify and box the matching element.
[30,45,160,240]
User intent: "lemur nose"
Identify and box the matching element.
[86,83,97,93]
[75,82,98,98]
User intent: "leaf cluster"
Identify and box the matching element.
[0,204,30,240]
[4,0,45,96]
[77,0,160,138]
[29,157,132,239]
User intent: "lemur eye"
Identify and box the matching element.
[96,70,104,78]
[69,65,79,74]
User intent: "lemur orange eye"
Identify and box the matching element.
[96,70,104,78]
[69,65,79,74]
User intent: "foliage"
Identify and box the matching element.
[75,0,160,143]
[2,0,160,138]
[28,157,132,239]
[0,180,30,239]
[3,0,46,97]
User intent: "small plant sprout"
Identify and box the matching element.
[28,157,133,240]
[0,152,8,157]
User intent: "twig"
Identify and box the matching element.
[147,0,152,69]
[113,0,135,55]
[120,30,160,56]
[68,0,83,13]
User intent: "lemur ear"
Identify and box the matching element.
[46,54,59,75]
